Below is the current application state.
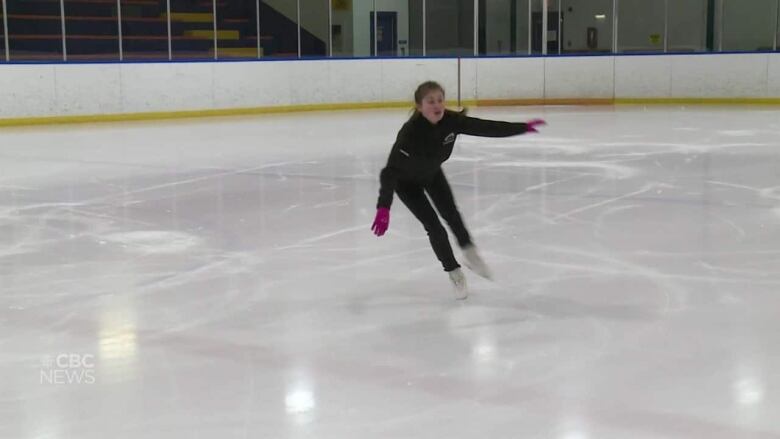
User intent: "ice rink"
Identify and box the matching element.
[1,106,779,438]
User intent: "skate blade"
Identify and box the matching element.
[464,262,493,281]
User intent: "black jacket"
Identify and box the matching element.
[376,110,529,208]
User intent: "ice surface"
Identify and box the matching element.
[1,106,779,438]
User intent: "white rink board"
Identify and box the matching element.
[2,54,780,119]
[467,57,545,101]
[213,61,290,109]
[544,56,615,99]
[0,65,58,117]
[669,53,769,98]
[614,55,673,98]
[768,54,780,97]
[55,64,122,115]
[121,62,215,113]
[379,58,459,103]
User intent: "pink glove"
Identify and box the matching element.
[371,207,390,236]
[525,118,547,133]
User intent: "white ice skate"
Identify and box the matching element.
[448,268,468,300]
[462,244,493,280]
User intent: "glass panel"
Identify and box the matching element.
[515,0,529,54]
[407,0,422,56]
[300,0,327,57]
[170,0,214,60]
[530,0,542,54]
[776,0,780,51]
[776,1,780,51]
[374,0,421,57]
[331,0,375,57]
[426,0,474,56]
[482,0,508,55]
[63,0,120,61]
[721,0,775,52]
[330,0,356,57]
[617,0,664,53]
[259,0,298,58]
[667,0,708,52]
[1,3,6,61]
[6,0,64,61]
[529,0,561,54]
[216,0,259,59]
[531,0,564,55]
[560,0,613,53]
[331,0,420,58]
[121,0,170,60]
[480,0,530,55]
[550,0,560,54]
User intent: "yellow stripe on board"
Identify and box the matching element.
[473,98,614,106]
[2,98,780,128]
[0,102,412,128]
[615,97,780,105]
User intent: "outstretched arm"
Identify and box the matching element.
[457,114,546,137]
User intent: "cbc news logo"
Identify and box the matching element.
[40,354,97,385]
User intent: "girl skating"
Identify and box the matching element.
[371,81,546,299]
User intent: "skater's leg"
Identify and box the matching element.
[425,170,472,248]
[396,182,460,272]
[426,171,492,280]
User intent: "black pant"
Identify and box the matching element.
[396,170,472,272]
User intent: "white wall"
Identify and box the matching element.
[561,0,774,53]
[353,0,410,57]
[667,0,708,52]
[485,0,512,54]
[3,53,780,120]
[616,0,666,52]
[560,0,613,52]
[482,0,531,54]
[515,0,778,55]
[351,1,371,57]
[332,7,354,56]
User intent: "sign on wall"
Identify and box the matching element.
[333,0,351,11]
